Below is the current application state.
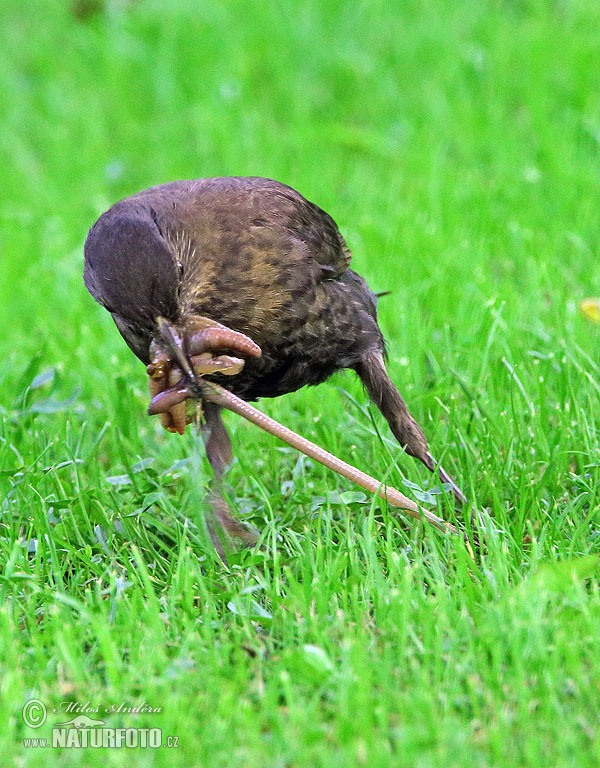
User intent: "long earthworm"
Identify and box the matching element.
[148,378,460,537]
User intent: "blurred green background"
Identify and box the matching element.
[1,0,600,766]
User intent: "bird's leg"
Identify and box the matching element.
[200,402,258,559]
[202,402,233,474]
[146,317,261,560]
[355,350,474,524]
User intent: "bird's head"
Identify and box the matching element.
[83,201,261,435]
[83,203,180,361]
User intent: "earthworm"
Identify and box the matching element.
[186,327,262,359]
[201,381,459,536]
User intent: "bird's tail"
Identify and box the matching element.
[354,350,468,507]
[355,350,431,465]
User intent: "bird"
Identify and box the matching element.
[83,176,468,543]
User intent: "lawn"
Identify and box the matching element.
[2,0,600,765]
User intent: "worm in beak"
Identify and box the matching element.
[146,317,261,435]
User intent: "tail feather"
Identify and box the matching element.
[355,350,468,508]
[355,350,431,466]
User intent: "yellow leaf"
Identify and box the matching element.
[579,298,600,323]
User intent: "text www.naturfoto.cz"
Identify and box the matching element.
[24,728,178,749]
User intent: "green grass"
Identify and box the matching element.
[2,0,600,764]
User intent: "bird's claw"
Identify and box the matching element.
[146,319,261,434]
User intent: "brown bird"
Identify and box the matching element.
[83,177,468,545]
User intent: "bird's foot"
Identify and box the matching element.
[146,317,261,434]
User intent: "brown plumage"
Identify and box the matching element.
[84,177,468,544]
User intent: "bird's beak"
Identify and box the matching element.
[156,317,198,384]
[145,317,197,434]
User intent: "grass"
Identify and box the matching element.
[1,0,600,764]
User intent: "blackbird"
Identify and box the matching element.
[84,177,468,539]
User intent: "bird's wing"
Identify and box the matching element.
[250,179,352,279]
